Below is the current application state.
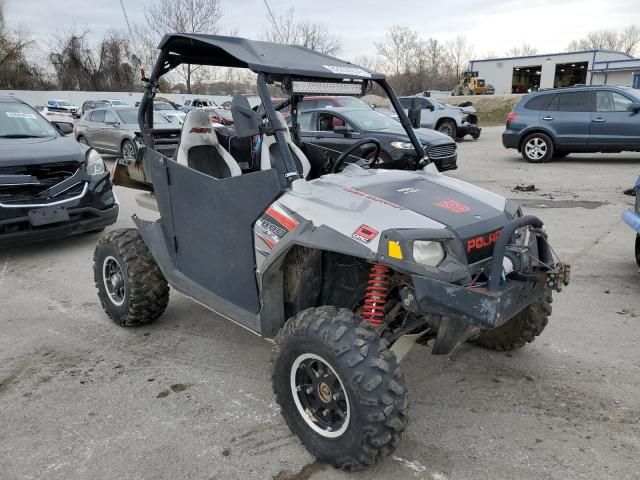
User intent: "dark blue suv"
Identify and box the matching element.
[503,86,640,162]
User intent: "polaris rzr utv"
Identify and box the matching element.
[93,34,570,471]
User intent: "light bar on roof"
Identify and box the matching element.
[291,80,364,96]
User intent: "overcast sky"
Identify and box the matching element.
[5,0,640,61]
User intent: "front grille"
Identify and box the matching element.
[466,114,478,125]
[428,144,457,160]
[0,161,81,204]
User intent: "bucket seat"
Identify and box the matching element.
[176,109,241,179]
[260,111,311,178]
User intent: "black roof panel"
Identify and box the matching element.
[158,34,384,81]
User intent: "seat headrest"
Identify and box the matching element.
[180,109,219,148]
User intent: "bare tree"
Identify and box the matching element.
[620,25,640,55]
[568,25,640,55]
[260,7,340,55]
[352,54,383,72]
[49,29,139,91]
[506,43,538,57]
[0,1,52,89]
[446,35,473,80]
[142,0,224,93]
[374,26,421,76]
[373,26,456,95]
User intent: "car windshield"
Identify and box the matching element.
[0,102,58,138]
[116,108,169,124]
[154,103,174,110]
[335,97,370,109]
[111,100,128,106]
[55,100,71,106]
[344,109,402,131]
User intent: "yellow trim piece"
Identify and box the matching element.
[388,241,403,260]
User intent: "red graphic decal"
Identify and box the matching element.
[467,229,502,252]
[256,232,277,249]
[266,206,298,231]
[352,224,379,244]
[434,199,471,213]
[190,127,212,134]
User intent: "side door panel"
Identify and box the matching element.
[590,90,640,148]
[419,99,437,129]
[87,110,106,150]
[102,110,121,154]
[166,161,282,313]
[541,91,592,148]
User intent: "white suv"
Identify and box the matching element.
[399,96,481,140]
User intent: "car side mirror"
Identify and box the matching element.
[408,98,421,128]
[333,125,351,136]
[627,102,640,113]
[52,121,74,135]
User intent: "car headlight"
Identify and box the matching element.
[86,149,106,176]
[391,141,414,149]
[413,240,445,267]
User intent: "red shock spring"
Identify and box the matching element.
[361,263,391,326]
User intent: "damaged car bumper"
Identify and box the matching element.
[457,123,481,139]
[0,170,118,247]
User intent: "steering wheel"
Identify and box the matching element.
[332,138,382,173]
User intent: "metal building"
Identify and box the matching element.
[469,50,640,95]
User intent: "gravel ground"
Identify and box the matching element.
[1,126,639,480]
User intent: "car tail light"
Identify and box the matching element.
[506,112,517,123]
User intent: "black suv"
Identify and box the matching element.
[503,86,640,162]
[0,96,118,246]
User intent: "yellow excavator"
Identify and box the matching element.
[452,71,493,95]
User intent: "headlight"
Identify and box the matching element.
[390,141,414,149]
[86,149,106,176]
[413,241,445,267]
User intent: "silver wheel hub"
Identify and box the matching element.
[103,256,126,306]
[525,138,547,159]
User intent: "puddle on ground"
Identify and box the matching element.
[511,198,608,209]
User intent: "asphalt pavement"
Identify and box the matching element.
[1,126,639,479]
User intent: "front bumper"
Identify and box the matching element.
[0,172,118,247]
[457,124,481,138]
[412,273,547,330]
[381,215,570,354]
[0,204,118,247]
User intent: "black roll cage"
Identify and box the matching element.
[138,42,429,185]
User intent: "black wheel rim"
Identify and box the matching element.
[103,256,126,306]
[290,353,350,438]
[79,137,88,145]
